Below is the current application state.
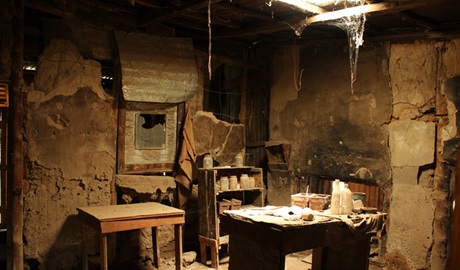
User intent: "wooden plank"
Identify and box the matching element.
[99,216,184,233]
[78,202,184,222]
[302,0,446,26]
[272,0,327,14]
[198,170,218,238]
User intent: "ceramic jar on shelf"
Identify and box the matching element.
[240,174,249,189]
[220,176,229,191]
[234,153,244,167]
[203,155,213,169]
[229,175,238,190]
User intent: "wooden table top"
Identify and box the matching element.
[77,202,184,222]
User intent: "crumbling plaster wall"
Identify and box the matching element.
[269,39,460,269]
[385,40,460,270]
[23,39,117,269]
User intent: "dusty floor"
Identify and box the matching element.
[159,250,312,270]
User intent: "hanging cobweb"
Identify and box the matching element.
[285,0,367,98]
[336,0,367,99]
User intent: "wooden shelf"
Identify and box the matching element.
[198,167,265,268]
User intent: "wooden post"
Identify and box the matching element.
[8,0,25,269]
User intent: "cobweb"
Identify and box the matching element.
[286,0,367,98]
[336,1,367,99]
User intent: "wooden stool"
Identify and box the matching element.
[199,235,221,269]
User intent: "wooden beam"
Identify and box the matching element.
[129,0,163,9]
[217,0,446,39]
[138,0,222,28]
[301,0,449,26]
[271,0,327,14]
[395,10,439,30]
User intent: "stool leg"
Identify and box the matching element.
[152,227,159,268]
[199,236,207,265]
[210,239,219,269]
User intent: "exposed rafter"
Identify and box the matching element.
[271,0,327,14]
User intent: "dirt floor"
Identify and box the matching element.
[158,250,313,270]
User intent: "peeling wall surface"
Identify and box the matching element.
[24,39,117,269]
[270,39,460,269]
[115,175,177,267]
[193,111,245,166]
[385,41,459,270]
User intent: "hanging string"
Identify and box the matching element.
[292,46,305,91]
[208,0,212,80]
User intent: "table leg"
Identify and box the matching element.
[81,223,88,270]
[174,224,183,270]
[312,248,323,270]
[100,233,108,270]
[152,227,159,268]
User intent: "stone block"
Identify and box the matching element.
[392,166,418,186]
[388,120,435,167]
[386,183,434,269]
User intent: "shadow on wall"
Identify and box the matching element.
[40,215,84,270]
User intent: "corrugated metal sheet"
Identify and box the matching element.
[115,31,198,103]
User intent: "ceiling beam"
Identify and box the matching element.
[217,0,446,39]
[300,1,444,26]
[138,0,222,28]
[271,0,327,14]
[394,10,439,30]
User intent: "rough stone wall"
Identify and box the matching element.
[24,39,116,269]
[385,40,460,270]
[269,39,460,269]
[114,175,177,268]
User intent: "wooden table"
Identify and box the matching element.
[220,210,385,270]
[77,202,185,270]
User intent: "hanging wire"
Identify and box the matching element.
[292,46,305,91]
[207,0,212,80]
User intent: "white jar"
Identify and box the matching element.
[341,184,353,215]
[330,179,341,215]
[240,174,249,189]
[235,153,244,167]
[220,176,229,191]
[248,176,255,188]
[203,155,213,169]
[229,175,238,190]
